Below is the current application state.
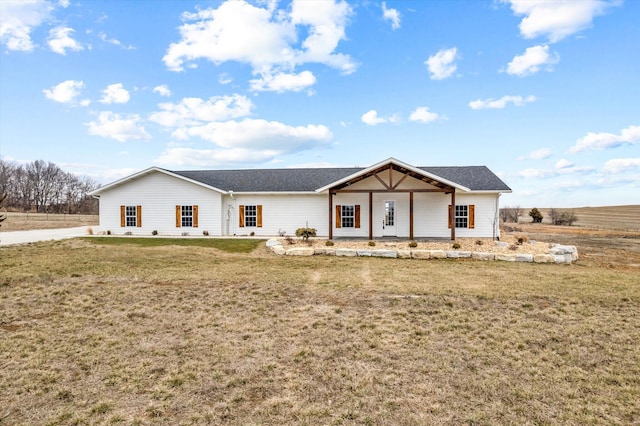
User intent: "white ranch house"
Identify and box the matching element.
[89,158,511,240]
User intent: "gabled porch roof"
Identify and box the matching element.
[315,157,471,193]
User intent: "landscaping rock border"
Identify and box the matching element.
[266,239,578,264]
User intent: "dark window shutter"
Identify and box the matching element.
[469,204,475,229]
[335,205,341,228]
[120,205,125,227]
[175,205,181,228]
[355,205,361,228]
[257,205,263,228]
[448,205,453,229]
[136,205,142,227]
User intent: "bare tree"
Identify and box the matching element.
[0,159,99,214]
[500,205,522,223]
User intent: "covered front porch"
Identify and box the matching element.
[320,159,468,241]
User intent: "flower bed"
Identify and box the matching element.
[267,236,578,264]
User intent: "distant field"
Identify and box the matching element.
[1,212,98,231]
[521,205,640,231]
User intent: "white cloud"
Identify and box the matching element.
[163,0,355,92]
[602,158,640,174]
[100,83,130,104]
[47,26,82,54]
[425,47,458,80]
[43,79,85,104]
[361,110,399,126]
[149,95,254,128]
[505,45,559,77]
[171,119,332,151]
[156,147,282,167]
[0,0,52,51]
[409,107,443,123]
[218,73,233,85]
[469,95,536,110]
[97,32,134,49]
[517,147,552,161]
[555,158,574,168]
[86,111,151,142]
[570,125,640,153]
[152,85,172,97]
[518,165,594,179]
[382,2,401,30]
[501,0,616,43]
[249,70,316,93]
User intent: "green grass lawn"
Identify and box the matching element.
[1,238,639,425]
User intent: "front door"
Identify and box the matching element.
[383,200,396,236]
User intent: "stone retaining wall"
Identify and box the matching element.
[266,240,578,264]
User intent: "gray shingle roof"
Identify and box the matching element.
[173,165,511,192]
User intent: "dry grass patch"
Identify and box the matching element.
[1,238,639,424]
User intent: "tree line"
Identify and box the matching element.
[500,206,578,226]
[0,159,99,214]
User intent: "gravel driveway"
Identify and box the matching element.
[0,226,91,246]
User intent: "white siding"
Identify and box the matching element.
[413,193,500,239]
[96,171,222,235]
[223,194,327,237]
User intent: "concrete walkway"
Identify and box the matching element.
[0,226,91,247]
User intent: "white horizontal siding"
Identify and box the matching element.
[96,171,222,236]
[224,194,327,237]
[413,193,499,239]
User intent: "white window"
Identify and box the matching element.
[341,205,355,228]
[455,205,468,228]
[181,205,193,227]
[125,206,137,227]
[244,205,257,227]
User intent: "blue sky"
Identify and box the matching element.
[1,0,638,208]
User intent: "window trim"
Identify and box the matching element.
[125,205,137,227]
[341,204,355,228]
[454,205,468,228]
[244,205,257,227]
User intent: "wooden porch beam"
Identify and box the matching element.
[368,192,373,240]
[374,173,390,189]
[388,164,393,189]
[450,189,456,241]
[329,191,333,239]
[409,191,414,240]
[333,188,446,193]
[391,173,409,190]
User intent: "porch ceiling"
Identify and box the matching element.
[330,163,453,192]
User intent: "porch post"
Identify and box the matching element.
[368,192,373,240]
[450,189,456,241]
[409,191,414,240]
[329,191,333,240]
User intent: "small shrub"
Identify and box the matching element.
[106,230,111,235]
[325,240,334,246]
[124,231,132,236]
[285,235,294,245]
[475,240,483,246]
[367,240,376,247]
[408,241,418,248]
[509,244,519,251]
[250,231,255,236]
[202,230,209,236]
[87,227,94,235]
[516,235,529,245]
[529,207,543,223]
[181,232,189,236]
[152,230,158,236]
[452,242,461,249]
[295,227,317,242]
